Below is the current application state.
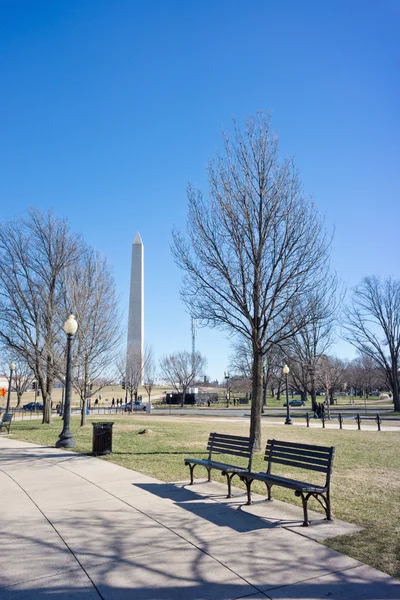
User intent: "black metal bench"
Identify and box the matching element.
[237,439,335,526]
[0,413,13,434]
[184,432,255,498]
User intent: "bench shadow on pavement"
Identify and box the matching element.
[135,482,276,532]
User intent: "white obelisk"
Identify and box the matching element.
[127,233,144,378]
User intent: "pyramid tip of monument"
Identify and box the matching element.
[133,232,143,244]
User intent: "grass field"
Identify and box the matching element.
[6,413,400,578]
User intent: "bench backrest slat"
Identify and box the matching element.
[265,439,334,486]
[208,445,252,460]
[207,432,255,469]
[210,432,254,443]
[208,438,253,453]
[266,439,332,454]
[266,456,331,473]
[265,448,332,469]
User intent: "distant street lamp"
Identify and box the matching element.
[87,378,91,411]
[56,315,78,448]
[5,361,15,414]
[283,364,292,425]
[224,371,230,405]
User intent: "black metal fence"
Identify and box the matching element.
[305,411,388,431]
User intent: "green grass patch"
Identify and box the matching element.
[7,415,400,578]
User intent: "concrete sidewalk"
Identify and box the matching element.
[0,438,398,599]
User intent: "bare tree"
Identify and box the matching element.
[229,338,282,410]
[1,355,33,408]
[229,376,251,401]
[143,347,156,404]
[63,248,122,425]
[281,278,340,410]
[344,355,383,398]
[316,355,348,404]
[0,209,82,423]
[172,113,332,448]
[159,350,207,407]
[119,344,153,402]
[343,276,400,411]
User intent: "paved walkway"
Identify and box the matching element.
[0,437,399,599]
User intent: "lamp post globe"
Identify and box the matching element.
[282,364,292,425]
[5,361,16,414]
[64,314,78,336]
[56,315,78,448]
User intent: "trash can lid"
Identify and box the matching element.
[92,422,115,428]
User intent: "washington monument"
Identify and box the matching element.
[127,233,144,373]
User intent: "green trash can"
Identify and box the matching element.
[92,422,114,455]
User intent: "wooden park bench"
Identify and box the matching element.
[233,439,335,527]
[184,432,255,498]
[0,413,13,434]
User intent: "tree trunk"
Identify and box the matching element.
[329,387,334,405]
[43,353,53,424]
[250,350,263,451]
[17,393,22,408]
[44,393,52,423]
[262,373,267,412]
[391,364,400,412]
[80,397,87,426]
[301,390,307,404]
[311,375,317,411]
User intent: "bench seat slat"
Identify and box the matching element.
[185,458,248,471]
[242,471,327,493]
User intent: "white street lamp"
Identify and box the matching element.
[5,361,16,414]
[282,364,292,425]
[56,315,78,448]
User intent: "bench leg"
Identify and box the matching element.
[265,482,272,501]
[185,462,196,485]
[296,491,311,527]
[241,477,253,505]
[225,472,236,498]
[326,489,332,521]
[206,467,212,482]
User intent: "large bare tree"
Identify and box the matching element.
[0,209,82,423]
[63,248,122,425]
[159,350,207,407]
[172,113,332,448]
[343,276,400,411]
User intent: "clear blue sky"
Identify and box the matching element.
[1,1,399,381]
